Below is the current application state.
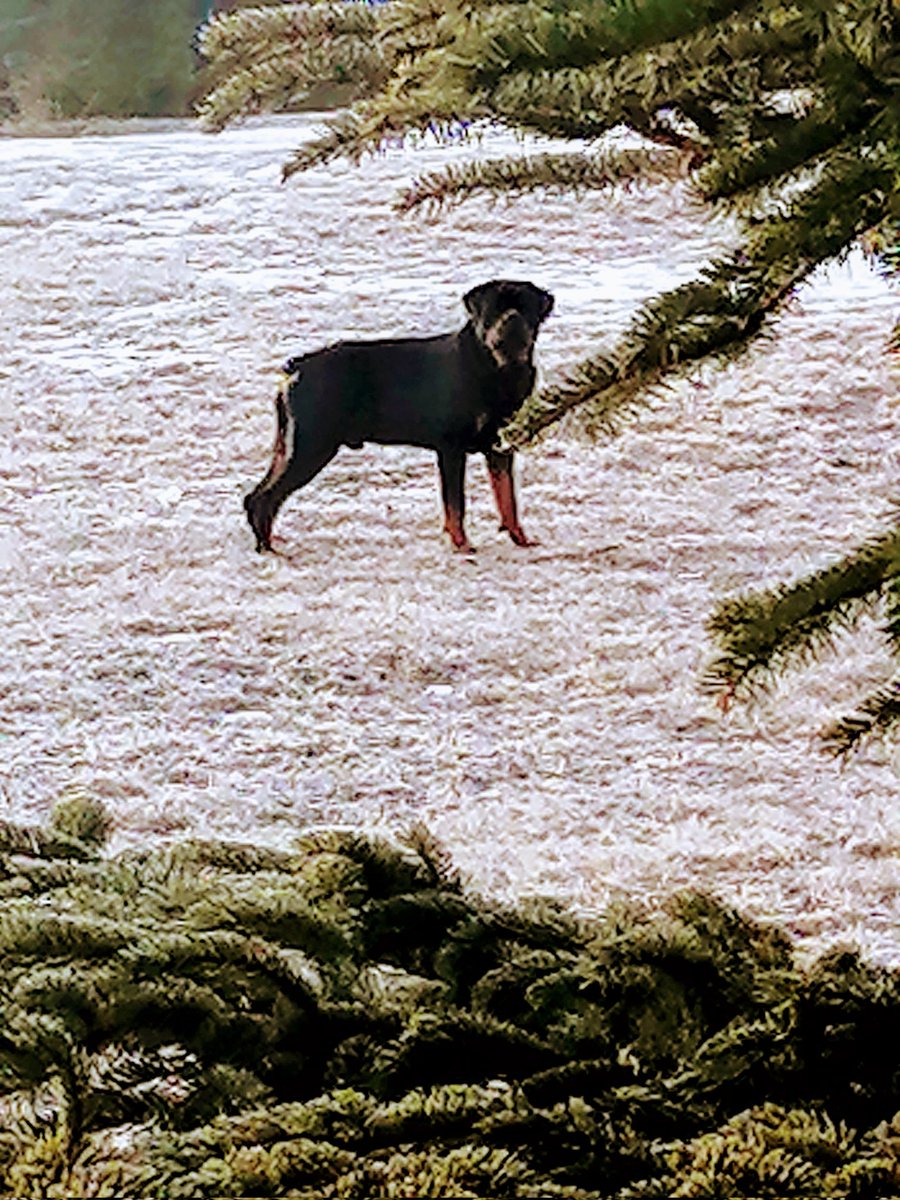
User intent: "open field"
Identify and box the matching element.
[0,116,897,963]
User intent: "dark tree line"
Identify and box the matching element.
[0,0,249,119]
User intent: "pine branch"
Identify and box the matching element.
[196,3,386,131]
[280,106,377,177]
[503,129,892,446]
[887,562,900,648]
[694,90,878,203]
[196,2,378,80]
[486,2,820,142]
[281,90,482,178]
[396,143,687,213]
[821,676,900,756]
[274,1,815,174]
[197,40,386,132]
[0,819,99,862]
[462,0,755,83]
[820,572,900,754]
[3,800,899,1197]
[703,523,900,697]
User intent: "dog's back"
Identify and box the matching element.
[284,331,495,451]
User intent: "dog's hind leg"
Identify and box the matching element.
[485,447,531,546]
[244,386,336,552]
[437,448,473,553]
[244,440,337,552]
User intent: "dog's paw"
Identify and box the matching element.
[503,525,537,547]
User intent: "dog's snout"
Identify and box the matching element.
[486,310,535,365]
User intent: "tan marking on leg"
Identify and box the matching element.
[488,452,531,545]
[444,507,474,553]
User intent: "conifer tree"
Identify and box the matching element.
[197,0,899,752]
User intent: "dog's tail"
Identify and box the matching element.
[273,359,303,448]
[273,378,289,454]
[264,361,301,473]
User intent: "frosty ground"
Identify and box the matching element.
[0,116,896,964]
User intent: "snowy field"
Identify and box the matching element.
[0,115,897,963]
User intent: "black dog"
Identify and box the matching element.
[244,279,554,553]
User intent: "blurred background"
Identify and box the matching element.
[0,0,285,122]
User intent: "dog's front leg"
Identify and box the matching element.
[485,447,532,546]
[437,448,473,552]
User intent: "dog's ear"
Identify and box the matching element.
[463,282,494,324]
[510,282,554,325]
[532,285,554,323]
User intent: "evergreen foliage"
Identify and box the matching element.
[705,519,900,753]
[1,797,898,1198]
[195,3,387,131]
[196,0,899,753]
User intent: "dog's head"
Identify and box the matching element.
[463,280,554,369]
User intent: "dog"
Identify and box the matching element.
[244,279,554,553]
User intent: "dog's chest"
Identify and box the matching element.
[461,369,532,447]
[473,409,492,436]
